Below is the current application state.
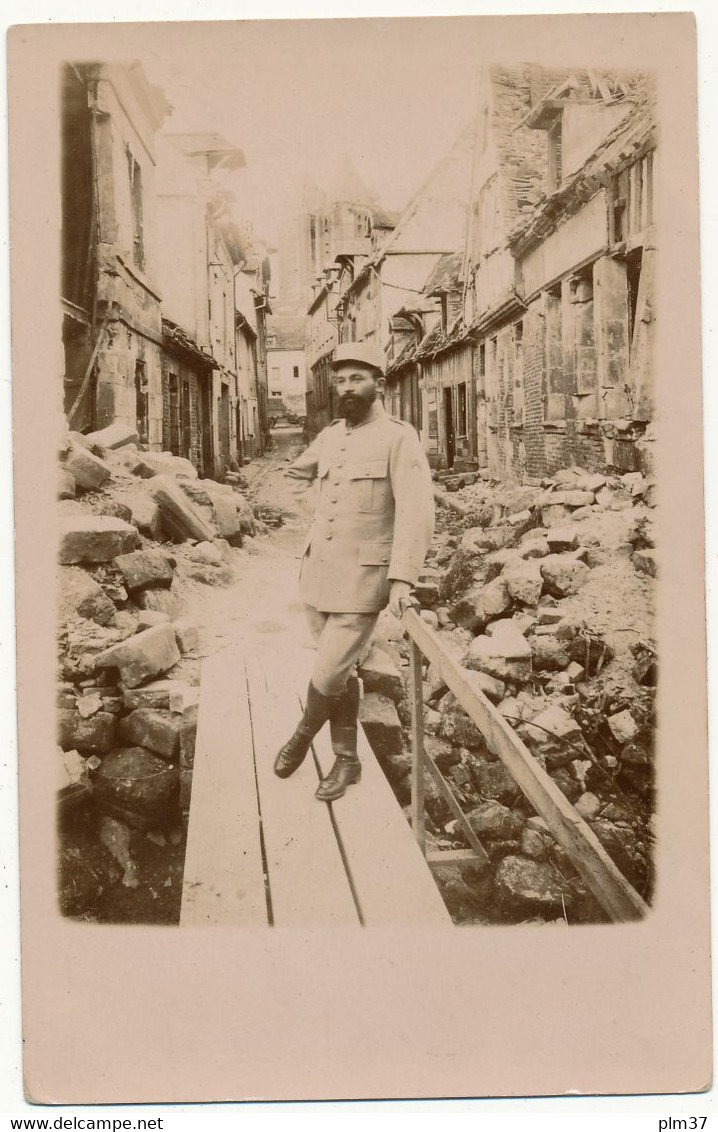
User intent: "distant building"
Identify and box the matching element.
[61,62,170,440]
[266,315,308,420]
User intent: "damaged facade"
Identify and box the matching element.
[61,64,272,476]
[310,64,657,482]
[61,63,169,443]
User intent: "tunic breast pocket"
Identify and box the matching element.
[348,460,391,512]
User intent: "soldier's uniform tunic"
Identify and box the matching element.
[286,400,435,696]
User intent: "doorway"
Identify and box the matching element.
[443,386,455,469]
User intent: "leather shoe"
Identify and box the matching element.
[315,755,362,802]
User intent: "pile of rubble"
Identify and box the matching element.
[56,423,263,920]
[358,464,657,925]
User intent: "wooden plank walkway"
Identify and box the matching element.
[181,643,452,928]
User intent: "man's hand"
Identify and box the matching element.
[389,580,413,619]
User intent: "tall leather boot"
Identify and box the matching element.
[315,676,362,802]
[273,682,336,779]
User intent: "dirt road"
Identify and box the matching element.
[189,426,315,663]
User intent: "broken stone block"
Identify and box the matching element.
[60,567,117,626]
[570,506,594,522]
[438,704,485,750]
[59,469,76,500]
[114,447,157,478]
[538,608,564,626]
[466,622,532,684]
[59,514,140,565]
[550,490,595,508]
[136,588,179,615]
[522,705,582,764]
[359,692,403,759]
[518,537,549,560]
[119,707,182,760]
[546,528,579,553]
[57,708,117,755]
[567,661,585,683]
[576,473,607,493]
[503,561,543,606]
[93,746,179,818]
[173,618,200,655]
[137,610,172,632]
[469,669,505,705]
[57,747,88,793]
[494,855,572,916]
[460,527,492,554]
[471,760,518,804]
[150,475,216,542]
[63,442,113,491]
[540,555,590,598]
[124,492,164,541]
[423,734,459,773]
[94,623,181,688]
[467,800,524,840]
[209,494,243,545]
[530,635,572,672]
[114,548,175,592]
[85,423,139,450]
[188,541,224,566]
[169,684,200,715]
[180,704,199,771]
[575,792,601,820]
[520,827,550,860]
[607,709,638,745]
[632,549,658,578]
[122,678,190,712]
[76,692,103,718]
[540,504,571,527]
[142,452,199,479]
[358,645,404,704]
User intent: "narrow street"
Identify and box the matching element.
[189,426,313,664]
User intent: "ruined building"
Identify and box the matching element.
[61,62,170,442]
[330,64,657,482]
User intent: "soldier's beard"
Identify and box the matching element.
[338,387,377,424]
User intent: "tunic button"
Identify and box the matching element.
[326,533,333,541]
[327,516,335,522]
[331,496,338,503]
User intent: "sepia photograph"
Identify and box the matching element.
[7,10,712,1105]
[55,45,656,929]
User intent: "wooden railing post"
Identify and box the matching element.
[408,636,426,854]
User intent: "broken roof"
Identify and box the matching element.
[423,251,464,297]
[508,85,655,255]
[162,319,217,368]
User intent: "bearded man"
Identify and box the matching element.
[275,341,435,801]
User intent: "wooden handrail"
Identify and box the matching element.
[402,608,649,922]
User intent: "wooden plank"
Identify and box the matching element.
[288,658,452,927]
[402,610,649,922]
[181,649,268,926]
[426,849,485,867]
[422,750,490,868]
[408,639,426,852]
[245,654,360,926]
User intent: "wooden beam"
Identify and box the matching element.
[426,849,485,867]
[421,750,490,868]
[408,639,426,852]
[402,609,649,922]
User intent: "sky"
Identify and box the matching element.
[142,20,485,246]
